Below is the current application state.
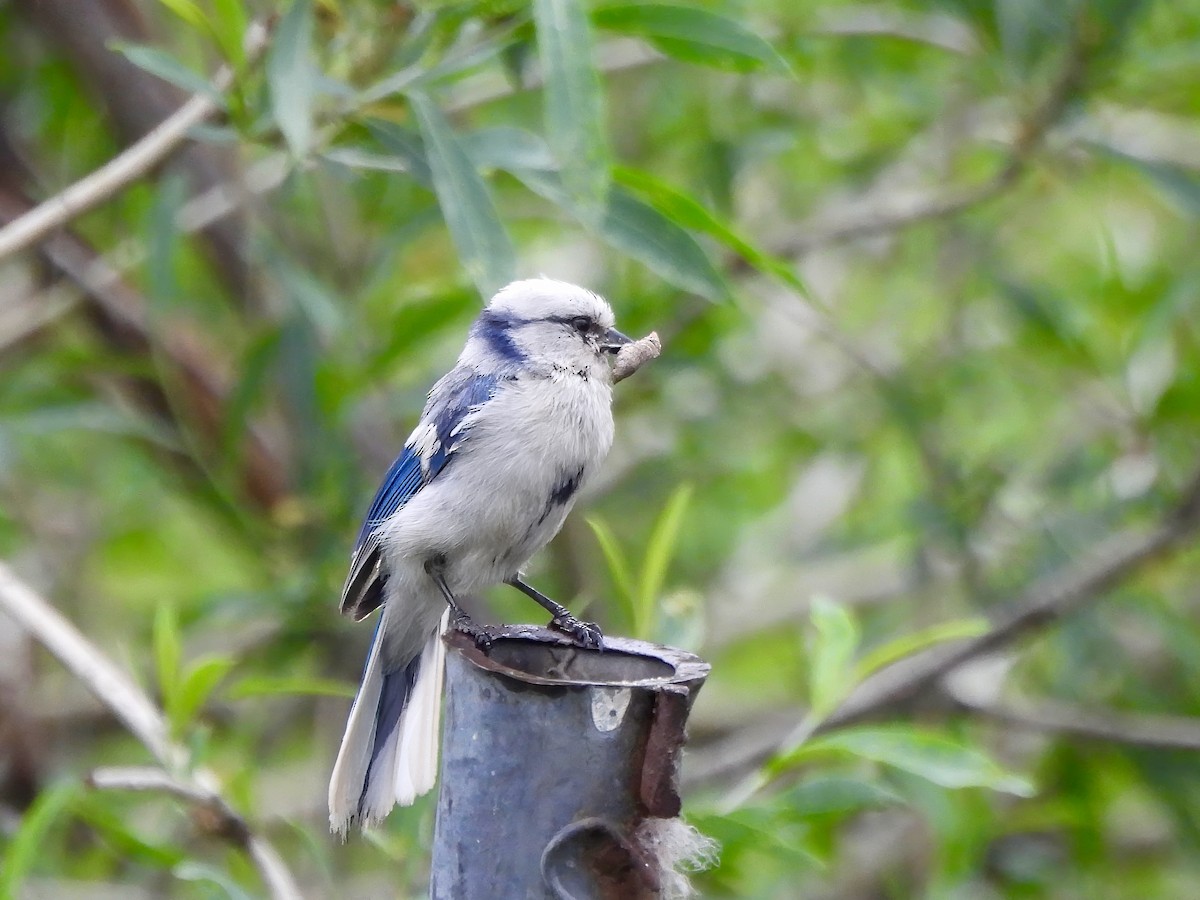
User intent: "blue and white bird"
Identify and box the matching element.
[328,277,631,835]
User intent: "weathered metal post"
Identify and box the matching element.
[431,624,710,899]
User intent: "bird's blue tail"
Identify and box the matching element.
[328,610,448,835]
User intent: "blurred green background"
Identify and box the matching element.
[2,0,1200,896]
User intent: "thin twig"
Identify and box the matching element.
[716,466,1200,802]
[0,563,302,900]
[0,22,268,263]
[612,332,661,383]
[0,186,290,511]
[782,16,1089,256]
[0,564,174,766]
[785,175,1015,255]
[821,507,1200,733]
[89,766,218,803]
[0,285,78,354]
[950,697,1200,752]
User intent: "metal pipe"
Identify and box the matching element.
[431,625,710,899]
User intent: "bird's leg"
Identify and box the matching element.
[505,575,603,650]
[424,554,493,652]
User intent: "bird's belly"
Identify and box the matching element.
[382,373,613,594]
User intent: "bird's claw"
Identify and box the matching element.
[452,613,494,653]
[550,614,604,650]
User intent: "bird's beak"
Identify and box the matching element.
[600,327,632,355]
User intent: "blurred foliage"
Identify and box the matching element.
[2,0,1200,896]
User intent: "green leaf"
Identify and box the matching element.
[855,617,990,682]
[462,131,727,298]
[220,327,284,462]
[229,674,356,700]
[408,92,516,299]
[655,587,706,649]
[154,602,182,710]
[0,403,180,448]
[209,0,250,65]
[323,146,413,174]
[687,806,823,870]
[615,166,809,296]
[637,483,693,638]
[1099,146,1200,219]
[414,26,526,89]
[517,168,728,299]
[268,0,316,156]
[153,0,208,28]
[586,516,637,628]
[994,0,1069,72]
[806,596,860,718]
[111,43,224,105]
[786,776,904,817]
[169,654,236,732]
[174,861,256,900]
[593,4,790,73]
[74,798,187,868]
[367,286,479,377]
[600,188,729,300]
[0,782,77,895]
[462,126,560,174]
[533,0,611,215]
[269,250,345,337]
[359,66,424,106]
[146,172,187,310]
[367,121,433,185]
[781,725,1036,797]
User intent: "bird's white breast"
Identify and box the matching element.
[380,368,614,594]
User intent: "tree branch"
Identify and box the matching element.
[781,14,1090,256]
[0,186,290,511]
[88,766,251,842]
[709,467,1200,802]
[949,697,1200,752]
[0,21,267,263]
[9,0,254,299]
[822,472,1200,731]
[0,563,302,900]
[0,565,174,766]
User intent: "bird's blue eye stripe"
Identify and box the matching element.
[472,309,527,363]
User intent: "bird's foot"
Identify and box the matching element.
[452,612,494,653]
[549,613,604,650]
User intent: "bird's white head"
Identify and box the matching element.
[463,278,630,377]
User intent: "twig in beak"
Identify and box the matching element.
[612,332,662,383]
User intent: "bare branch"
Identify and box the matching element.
[0,186,291,511]
[712,466,1200,803]
[89,766,216,803]
[0,22,268,263]
[823,494,1200,732]
[9,0,254,299]
[0,283,77,354]
[0,563,175,767]
[781,14,1090,256]
[950,697,1200,752]
[784,175,1015,255]
[0,563,302,900]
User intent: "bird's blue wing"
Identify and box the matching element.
[352,447,425,554]
[340,369,499,619]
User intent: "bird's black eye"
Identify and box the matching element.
[570,316,592,333]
